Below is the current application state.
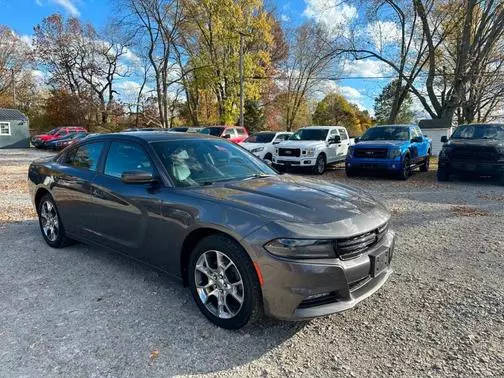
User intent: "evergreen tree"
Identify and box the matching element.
[374,80,414,124]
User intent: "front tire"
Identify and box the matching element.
[37,194,73,248]
[188,235,263,329]
[313,154,326,175]
[345,167,358,177]
[398,155,411,180]
[437,168,450,182]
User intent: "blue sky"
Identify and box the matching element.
[0,0,392,115]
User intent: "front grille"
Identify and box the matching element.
[334,222,388,260]
[279,148,300,157]
[451,147,498,162]
[354,148,388,159]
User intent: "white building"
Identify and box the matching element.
[418,119,454,156]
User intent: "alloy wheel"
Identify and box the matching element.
[194,250,244,319]
[40,200,59,242]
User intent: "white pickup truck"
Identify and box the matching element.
[272,126,354,174]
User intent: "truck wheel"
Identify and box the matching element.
[313,154,326,175]
[437,168,450,182]
[420,154,430,172]
[263,153,273,163]
[398,155,411,180]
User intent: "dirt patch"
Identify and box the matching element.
[451,205,490,217]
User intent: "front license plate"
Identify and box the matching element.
[370,249,389,277]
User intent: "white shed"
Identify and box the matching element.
[418,119,453,156]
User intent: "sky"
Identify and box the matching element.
[0,0,395,116]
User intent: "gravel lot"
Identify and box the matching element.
[1,148,503,377]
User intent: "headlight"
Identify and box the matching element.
[304,147,316,157]
[264,238,335,259]
[388,148,402,159]
[251,147,264,153]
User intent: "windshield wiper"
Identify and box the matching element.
[243,173,274,180]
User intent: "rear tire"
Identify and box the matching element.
[437,168,450,182]
[345,168,358,177]
[420,153,430,172]
[313,154,326,175]
[37,194,73,248]
[188,234,263,329]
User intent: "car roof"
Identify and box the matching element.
[374,124,415,128]
[83,130,218,144]
[303,125,343,129]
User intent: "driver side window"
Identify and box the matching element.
[223,129,235,138]
[104,142,154,179]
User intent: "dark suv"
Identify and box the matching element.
[438,123,504,182]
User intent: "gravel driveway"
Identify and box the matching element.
[1,149,503,377]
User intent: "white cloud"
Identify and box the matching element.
[303,0,357,34]
[341,59,391,78]
[366,21,401,50]
[280,14,290,22]
[51,0,80,17]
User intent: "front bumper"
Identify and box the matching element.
[256,229,396,320]
[272,156,316,167]
[346,157,402,172]
[440,158,504,175]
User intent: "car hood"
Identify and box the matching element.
[276,140,326,149]
[355,140,409,149]
[240,142,268,150]
[188,175,386,224]
[445,139,504,148]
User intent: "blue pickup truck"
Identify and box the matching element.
[345,125,432,180]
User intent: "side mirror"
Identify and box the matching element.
[121,170,156,184]
[330,135,341,144]
[354,136,360,143]
[223,134,231,139]
[411,136,423,143]
[441,136,448,143]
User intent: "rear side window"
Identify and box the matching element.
[236,128,246,136]
[223,129,236,138]
[339,129,349,140]
[66,142,104,171]
[104,141,154,179]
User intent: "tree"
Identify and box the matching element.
[374,79,414,124]
[242,99,264,132]
[313,93,371,136]
[0,25,31,99]
[280,22,343,131]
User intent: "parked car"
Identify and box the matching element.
[28,132,395,329]
[200,126,249,143]
[272,126,353,174]
[123,127,168,132]
[240,131,292,162]
[45,132,89,150]
[437,123,504,182]
[346,125,432,180]
[168,127,204,133]
[31,127,88,148]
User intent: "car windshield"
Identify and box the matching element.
[244,133,276,143]
[451,124,504,140]
[289,129,328,141]
[152,139,276,187]
[48,128,61,135]
[200,127,224,136]
[360,126,410,141]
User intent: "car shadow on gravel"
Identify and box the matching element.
[0,220,307,376]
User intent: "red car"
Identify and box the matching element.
[32,127,88,148]
[200,126,249,143]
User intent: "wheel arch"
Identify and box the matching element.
[34,187,51,214]
[180,227,251,287]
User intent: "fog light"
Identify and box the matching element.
[392,164,396,168]
[304,160,311,164]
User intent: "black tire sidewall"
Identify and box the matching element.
[400,155,410,180]
[188,235,262,329]
[315,154,326,175]
[38,194,67,248]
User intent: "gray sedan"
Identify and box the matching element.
[28,131,395,329]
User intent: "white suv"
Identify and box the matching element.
[272,126,353,174]
[240,131,292,162]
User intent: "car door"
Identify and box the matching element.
[337,127,350,158]
[89,140,163,260]
[326,129,340,162]
[415,126,429,157]
[409,127,421,162]
[51,141,106,238]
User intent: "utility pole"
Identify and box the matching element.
[11,69,16,107]
[239,33,244,127]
